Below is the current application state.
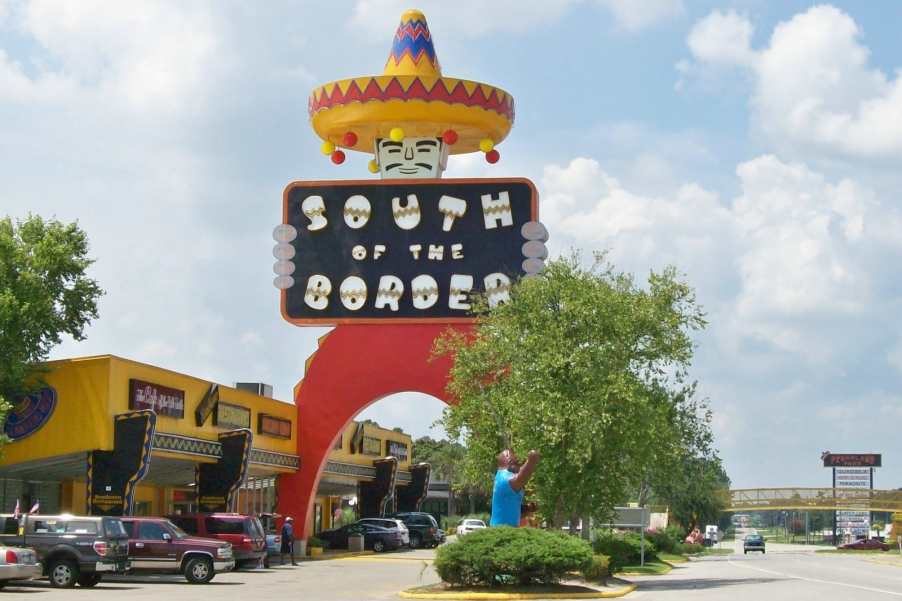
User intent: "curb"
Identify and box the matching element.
[614,561,673,577]
[398,583,637,600]
[299,550,374,562]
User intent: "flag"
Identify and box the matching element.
[28,500,39,514]
[12,499,20,519]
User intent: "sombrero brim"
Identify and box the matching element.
[309,75,514,154]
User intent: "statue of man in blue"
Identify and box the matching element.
[490,448,541,527]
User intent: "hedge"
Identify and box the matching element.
[434,527,594,587]
[591,530,657,571]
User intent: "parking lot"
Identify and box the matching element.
[3,548,442,600]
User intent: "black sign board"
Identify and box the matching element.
[281,178,538,324]
[823,453,882,467]
[197,429,253,513]
[88,411,156,516]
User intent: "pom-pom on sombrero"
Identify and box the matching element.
[309,9,514,165]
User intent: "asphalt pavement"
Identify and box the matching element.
[5,538,902,599]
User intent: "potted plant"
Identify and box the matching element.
[307,536,325,557]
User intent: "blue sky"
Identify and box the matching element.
[2,1,901,490]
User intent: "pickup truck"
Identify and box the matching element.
[0,513,129,588]
[120,517,234,583]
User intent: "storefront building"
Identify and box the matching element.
[0,355,425,532]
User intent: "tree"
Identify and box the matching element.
[434,254,711,531]
[649,455,730,532]
[0,214,103,419]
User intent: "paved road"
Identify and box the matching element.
[5,541,902,599]
[631,541,902,600]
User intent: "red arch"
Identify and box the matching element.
[276,323,470,539]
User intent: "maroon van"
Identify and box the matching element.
[119,517,234,584]
[168,514,266,569]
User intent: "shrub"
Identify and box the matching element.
[680,543,703,555]
[435,527,593,587]
[307,536,325,548]
[645,526,685,554]
[582,554,610,582]
[591,530,657,571]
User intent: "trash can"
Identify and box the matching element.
[348,534,365,552]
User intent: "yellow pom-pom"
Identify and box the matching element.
[321,141,336,155]
[368,159,379,173]
[479,138,495,153]
[389,127,405,142]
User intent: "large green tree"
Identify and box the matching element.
[0,214,103,421]
[434,254,713,530]
[413,436,467,516]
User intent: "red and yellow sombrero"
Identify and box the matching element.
[309,9,515,167]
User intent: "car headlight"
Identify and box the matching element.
[217,546,232,558]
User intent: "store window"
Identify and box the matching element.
[386,441,408,462]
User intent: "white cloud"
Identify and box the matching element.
[684,5,902,158]
[541,154,900,359]
[595,0,684,32]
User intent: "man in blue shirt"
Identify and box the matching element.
[490,448,541,527]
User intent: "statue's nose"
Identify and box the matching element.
[404,146,414,160]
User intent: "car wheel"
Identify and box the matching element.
[409,534,422,549]
[78,573,103,587]
[184,557,215,584]
[48,558,79,588]
[373,540,386,553]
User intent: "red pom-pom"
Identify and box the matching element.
[331,150,346,164]
[485,149,500,164]
[342,132,358,147]
[442,129,459,145]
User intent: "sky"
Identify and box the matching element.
[2,0,901,490]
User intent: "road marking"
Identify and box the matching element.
[729,558,902,597]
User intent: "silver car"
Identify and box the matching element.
[0,545,41,589]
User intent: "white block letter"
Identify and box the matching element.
[339,276,367,311]
[301,195,328,231]
[481,191,513,229]
[428,244,444,261]
[449,274,474,310]
[343,195,371,229]
[304,275,331,310]
[484,272,512,308]
[375,276,404,311]
[411,275,439,309]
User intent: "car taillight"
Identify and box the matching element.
[93,541,108,557]
[5,550,18,564]
[242,537,252,544]
[274,536,281,543]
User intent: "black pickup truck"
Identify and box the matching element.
[0,513,130,588]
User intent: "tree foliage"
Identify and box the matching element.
[0,214,103,404]
[434,254,716,527]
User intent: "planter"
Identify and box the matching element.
[309,546,323,557]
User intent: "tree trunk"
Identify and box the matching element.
[569,513,580,536]
[581,515,592,541]
[468,490,476,515]
[448,477,456,517]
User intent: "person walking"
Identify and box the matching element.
[281,516,297,565]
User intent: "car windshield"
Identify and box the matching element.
[104,519,128,538]
[464,520,484,526]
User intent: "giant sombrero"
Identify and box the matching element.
[309,9,514,168]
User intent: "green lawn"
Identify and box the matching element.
[658,553,688,563]
[698,548,734,556]
[616,561,672,576]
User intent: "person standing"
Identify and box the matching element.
[281,516,297,565]
[490,449,541,527]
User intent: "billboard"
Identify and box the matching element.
[822,453,882,467]
[278,178,540,325]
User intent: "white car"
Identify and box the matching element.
[357,518,410,546]
[457,519,487,536]
[0,545,41,589]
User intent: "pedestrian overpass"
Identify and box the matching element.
[726,488,902,513]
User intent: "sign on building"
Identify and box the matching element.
[214,402,251,429]
[129,379,185,418]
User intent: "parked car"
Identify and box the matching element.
[389,512,443,549]
[357,518,410,546]
[257,513,283,568]
[743,533,766,554]
[0,545,41,589]
[457,519,486,537]
[0,513,129,588]
[119,517,234,584]
[840,538,890,551]
[318,521,403,552]
[169,513,266,569]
